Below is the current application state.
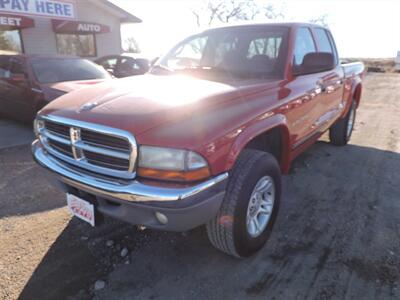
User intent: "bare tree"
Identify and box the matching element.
[191,0,328,30]
[263,3,285,20]
[123,37,141,53]
[309,14,329,27]
[191,0,262,27]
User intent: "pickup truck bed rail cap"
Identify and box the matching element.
[32,140,228,202]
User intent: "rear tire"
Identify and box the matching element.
[206,149,281,258]
[329,100,356,146]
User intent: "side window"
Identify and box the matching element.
[10,59,26,76]
[119,57,143,75]
[294,27,316,66]
[120,58,140,70]
[314,28,333,53]
[326,30,339,65]
[0,57,11,78]
[100,58,118,70]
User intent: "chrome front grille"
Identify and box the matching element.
[80,129,130,151]
[38,116,137,179]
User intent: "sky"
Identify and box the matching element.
[111,0,400,58]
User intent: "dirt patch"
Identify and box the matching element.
[343,58,397,73]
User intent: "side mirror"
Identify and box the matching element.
[294,52,335,76]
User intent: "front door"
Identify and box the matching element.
[285,27,326,148]
[312,28,344,131]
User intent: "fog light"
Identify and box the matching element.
[155,212,168,225]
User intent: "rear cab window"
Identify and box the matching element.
[247,37,282,59]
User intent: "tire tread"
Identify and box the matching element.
[329,100,356,146]
[206,149,271,257]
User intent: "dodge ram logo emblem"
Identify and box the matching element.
[78,102,98,113]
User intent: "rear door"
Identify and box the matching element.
[286,27,326,147]
[311,28,344,131]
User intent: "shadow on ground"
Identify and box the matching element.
[0,118,34,150]
[19,142,400,299]
[0,145,65,218]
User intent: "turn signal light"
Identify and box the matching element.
[137,167,211,182]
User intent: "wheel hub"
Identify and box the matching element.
[246,176,275,238]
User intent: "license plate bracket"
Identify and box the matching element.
[67,193,95,226]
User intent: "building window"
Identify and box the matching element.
[0,30,23,54]
[56,33,96,57]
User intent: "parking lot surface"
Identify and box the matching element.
[0,73,399,300]
[0,119,34,150]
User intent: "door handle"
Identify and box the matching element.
[325,85,335,93]
[31,88,43,94]
[315,79,324,94]
[316,83,335,94]
[314,85,323,94]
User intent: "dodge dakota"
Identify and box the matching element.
[32,23,364,257]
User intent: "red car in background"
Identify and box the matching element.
[0,55,111,122]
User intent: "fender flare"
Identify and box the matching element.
[341,78,362,118]
[353,82,362,108]
[224,114,292,173]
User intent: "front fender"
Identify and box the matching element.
[224,114,291,173]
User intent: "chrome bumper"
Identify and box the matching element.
[32,140,228,203]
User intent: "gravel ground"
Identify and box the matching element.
[0,73,399,300]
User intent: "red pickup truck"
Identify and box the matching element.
[32,23,364,258]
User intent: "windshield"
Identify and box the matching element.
[31,58,111,84]
[155,26,289,79]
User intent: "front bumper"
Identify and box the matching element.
[32,140,228,231]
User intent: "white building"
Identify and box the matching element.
[0,0,141,59]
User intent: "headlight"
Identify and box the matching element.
[33,119,44,137]
[137,146,210,182]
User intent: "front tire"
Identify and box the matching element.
[329,100,357,146]
[206,149,281,258]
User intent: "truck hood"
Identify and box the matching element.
[40,74,278,135]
